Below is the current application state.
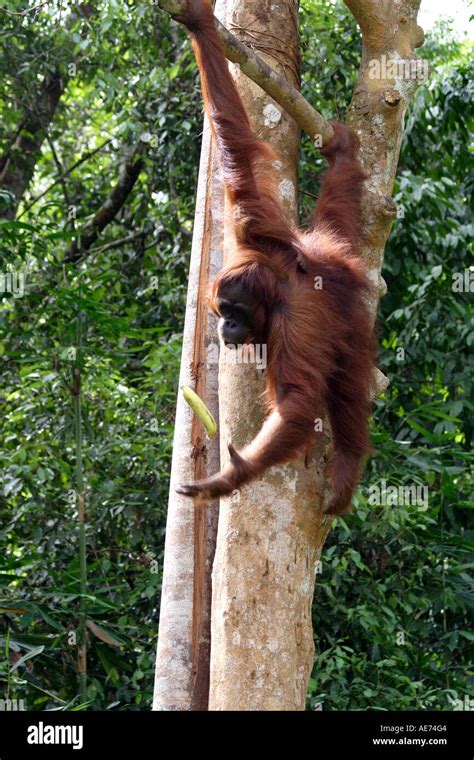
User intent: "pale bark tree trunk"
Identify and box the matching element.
[345,0,426,304]
[153,118,223,710]
[154,0,425,711]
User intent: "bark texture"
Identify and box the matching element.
[158,0,332,141]
[153,118,223,711]
[345,0,426,307]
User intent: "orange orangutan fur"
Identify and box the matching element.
[174,0,376,514]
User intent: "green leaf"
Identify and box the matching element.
[10,645,45,672]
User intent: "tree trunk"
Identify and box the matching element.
[0,3,96,219]
[154,0,425,712]
[153,116,223,711]
[0,73,65,219]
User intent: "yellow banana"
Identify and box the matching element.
[181,386,217,438]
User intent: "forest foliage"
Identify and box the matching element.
[0,0,472,710]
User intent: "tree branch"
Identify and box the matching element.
[344,0,378,31]
[0,3,97,219]
[0,2,47,17]
[43,131,75,231]
[0,72,64,219]
[87,229,146,255]
[158,0,333,143]
[19,139,112,218]
[344,0,424,54]
[343,0,425,398]
[64,142,145,263]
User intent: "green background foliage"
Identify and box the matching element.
[0,0,472,711]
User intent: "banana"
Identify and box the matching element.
[181,386,217,438]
